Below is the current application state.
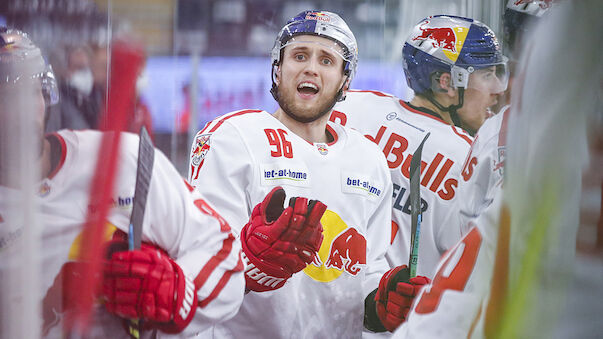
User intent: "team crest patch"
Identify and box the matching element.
[315,143,328,155]
[38,180,51,197]
[191,133,212,166]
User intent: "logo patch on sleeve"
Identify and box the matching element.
[260,163,310,187]
[341,171,383,200]
[191,133,212,167]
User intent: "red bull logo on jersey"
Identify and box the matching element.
[316,143,329,155]
[305,11,331,22]
[191,133,211,167]
[304,210,366,282]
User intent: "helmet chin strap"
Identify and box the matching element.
[424,87,465,129]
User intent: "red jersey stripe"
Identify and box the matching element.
[47,133,67,179]
[349,89,393,97]
[208,109,263,133]
[198,256,244,308]
[194,233,236,289]
[451,127,473,145]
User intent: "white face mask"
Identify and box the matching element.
[68,68,93,96]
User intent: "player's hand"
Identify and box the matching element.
[241,186,326,292]
[364,265,430,332]
[102,242,197,334]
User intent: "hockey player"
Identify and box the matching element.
[0,28,245,338]
[394,0,600,337]
[332,15,508,332]
[188,10,397,338]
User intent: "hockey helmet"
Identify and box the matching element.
[402,15,508,95]
[0,27,59,106]
[271,10,358,83]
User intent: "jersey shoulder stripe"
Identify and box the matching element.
[205,109,264,133]
[348,89,395,97]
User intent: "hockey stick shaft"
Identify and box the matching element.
[408,132,430,278]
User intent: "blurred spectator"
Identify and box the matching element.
[45,44,104,132]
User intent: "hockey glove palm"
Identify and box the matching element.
[241,186,326,292]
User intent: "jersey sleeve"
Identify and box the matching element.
[457,119,503,236]
[393,190,503,339]
[188,122,254,234]
[109,134,245,334]
[363,153,394,297]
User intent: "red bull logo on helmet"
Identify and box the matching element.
[412,21,458,53]
[411,19,470,63]
[304,210,367,282]
[305,11,331,22]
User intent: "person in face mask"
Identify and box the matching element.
[47,44,103,131]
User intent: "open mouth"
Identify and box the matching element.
[297,82,319,97]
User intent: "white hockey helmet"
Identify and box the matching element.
[0,27,59,106]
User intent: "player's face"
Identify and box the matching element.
[275,35,348,123]
[458,66,506,131]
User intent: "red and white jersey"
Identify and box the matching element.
[0,130,244,338]
[457,107,509,235]
[188,110,393,338]
[393,187,504,339]
[333,90,473,277]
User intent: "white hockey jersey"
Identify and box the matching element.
[457,107,509,235]
[188,109,393,338]
[0,130,245,338]
[333,90,473,277]
[393,188,504,339]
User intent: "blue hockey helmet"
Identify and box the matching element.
[402,15,508,96]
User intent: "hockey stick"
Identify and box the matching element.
[126,126,155,339]
[66,37,144,336]
[408,132,430,278]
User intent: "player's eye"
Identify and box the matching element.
[321,57,333,66]
[294,54,306,61]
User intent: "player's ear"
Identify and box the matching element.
[437,72,456,97]
[274,64,282,86]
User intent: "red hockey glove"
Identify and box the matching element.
[103,242,197,334]
[364,265,430,332]
[241,186,326,292]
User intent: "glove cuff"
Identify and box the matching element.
[364,288,387,332]
[157,260,198,334]
[241,224,290,292]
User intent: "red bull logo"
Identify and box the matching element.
[191,134,211,167]
[305,12,331,23]
[304,210,366,282]
[412,21,457,53]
